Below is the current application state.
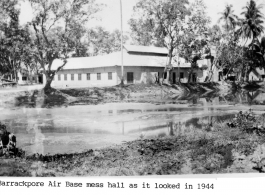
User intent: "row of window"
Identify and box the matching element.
[54,71,184,82]
[56,72,113,81]
[19,77,36,81]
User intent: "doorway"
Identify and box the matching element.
[172,72,176,84]
[127,72,134,84]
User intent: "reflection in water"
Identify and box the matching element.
[176,89,265,106]
[25,117,45,154]
[30,124,45,154]
[3,87,265,154]
[128,114,235,139]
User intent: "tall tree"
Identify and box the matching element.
[28,0,101,92]
[218,4,239,33]
[0,0,17,24]
[108,29,129,53]
[238,0,264,43]
[236,0,265,80]
[87,27,128,56]
[0,0,31,81]
[128,18,163,46]
[261,36,265,54]
[208,25,222,44]
[178,0,211,83]
[130,0,190,83]
[206,3,242,82]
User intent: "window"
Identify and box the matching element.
[192,73,197,82]
[127,72,134,83]
[87,73,90,80]
[22,76,27,81]
[64,74,67,81]
[180,72,184,79]
[108,72,112,80]
[71,74,74,81]
[78,74,82,80]
[97,73,101,80]
[58,74,61,81]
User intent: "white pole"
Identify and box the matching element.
[120,0,124,85]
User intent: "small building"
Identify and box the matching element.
[17,69,43,85]
[44,45,209,88]
[249,67,265,81]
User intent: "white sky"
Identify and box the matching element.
[20,0,265,34]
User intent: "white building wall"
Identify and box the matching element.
[211,64,219,82]
[173,69,188,83]
[43,65,206,88]
[47,67,118,88]
[116,66,204,84]
[18,71,39,85]
[195,70,204,82]
[116,66,164,85]
[172,68,202,83]
[249,68,265,81]
[249,71,260,81]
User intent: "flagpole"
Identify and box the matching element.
[120,0,124,86]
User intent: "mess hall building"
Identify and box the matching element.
[44,45,212,88]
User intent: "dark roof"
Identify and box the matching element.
[124,45,168,55]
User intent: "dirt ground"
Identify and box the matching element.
[1,82,265,176]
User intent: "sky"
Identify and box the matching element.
[19,0,265,34]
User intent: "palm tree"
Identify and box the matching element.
[261,36,265,65]
[236,1,265,81]
[218,4,239,33]
[261,36,265,54]
[238,0,264,43]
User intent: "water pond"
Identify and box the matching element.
[2,89,265,155]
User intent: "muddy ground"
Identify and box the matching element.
[1,82,265,176]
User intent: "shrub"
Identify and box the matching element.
[227,110,265,135]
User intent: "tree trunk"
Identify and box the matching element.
[246,68,252,82]
[237,71,242,82]
[188,61,196,83]
[188,69,193,83]
[243,66,252,82]
[168,122,174,136]
[163,48,173,84]
[206,57,217,82]
[44,74,53,93]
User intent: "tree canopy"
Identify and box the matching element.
[238,0,264,42]
[0,0,31,80]
[130,0,191,82]
[218,4,239,33]
[87,27,128,56]
[27,0,102,91]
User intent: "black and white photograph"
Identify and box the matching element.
[0,0,265,178]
